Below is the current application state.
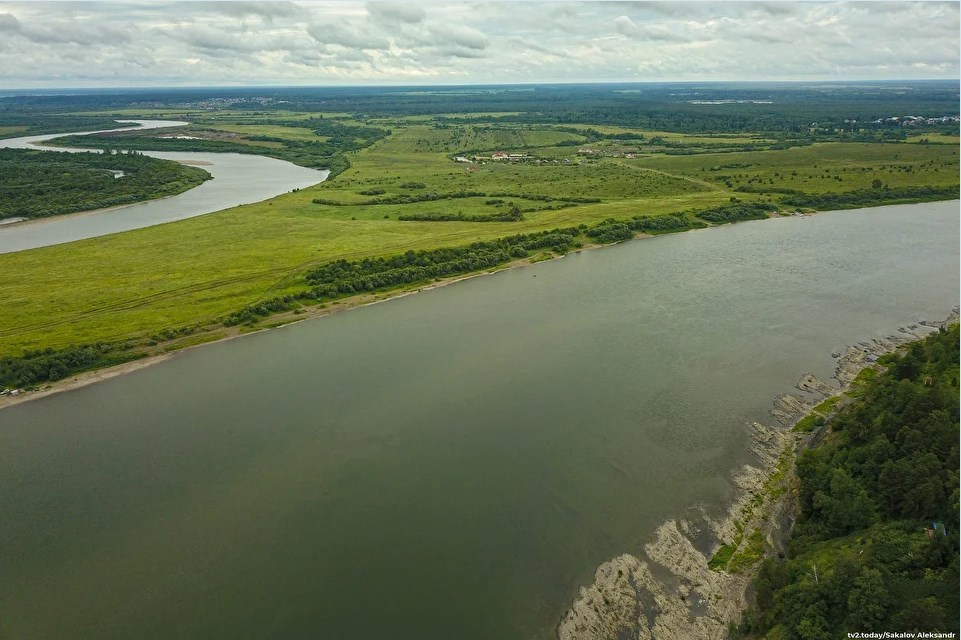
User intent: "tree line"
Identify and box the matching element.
[0,114,122,139]
[222,229,582,326]
[781,185,960,210]
[0,343,144,389]
[397,206,524,222]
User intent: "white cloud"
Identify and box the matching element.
[0,1,955,86]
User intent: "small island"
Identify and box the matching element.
[0,148,210,221]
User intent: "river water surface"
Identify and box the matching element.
[0,120,328,253]
[0,202,957,639]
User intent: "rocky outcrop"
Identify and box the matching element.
[558,309,959,640]
[558,395,806,640]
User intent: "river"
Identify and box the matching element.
[0,120,328,254]
[0,201,957,639]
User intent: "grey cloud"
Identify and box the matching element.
[0,9,133,46]
[442,25,488,50]
[751,2,796,16]
[400,23,489,51]
[0,11,18,30]
[307,23,390,50]
[613,15,689,43]
[367,2,426,24]
[614,15,638,36]
[741,30,791,45]
[504,35,568,59]
[0,1,956,87]
[435,46,488,59]
[641,2,715,17]
[213,1,307,21]
[161,25,259,53]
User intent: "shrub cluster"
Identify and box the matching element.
[398,207,523,222]
[695,201,773,223]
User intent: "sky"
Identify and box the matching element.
[0,1,957,87]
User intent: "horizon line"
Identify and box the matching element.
[2,78,959,93]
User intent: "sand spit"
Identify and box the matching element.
[557,307,959,640]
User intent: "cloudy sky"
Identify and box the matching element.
[0,1,957,87]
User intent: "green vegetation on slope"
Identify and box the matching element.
[0,149,209,219]
[736,326,960,640]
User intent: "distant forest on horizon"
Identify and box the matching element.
[2,81,958,135]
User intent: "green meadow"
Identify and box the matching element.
[0,111,957,359]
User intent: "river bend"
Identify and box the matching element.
[0,120,328,253]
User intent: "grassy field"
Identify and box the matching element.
[905,133,961,144]
[371,124,586,153]
[207,124,329,142]
[0,110,956,358]
[640,142,960,193]
[559,122,778,145]
[0,126,28,137]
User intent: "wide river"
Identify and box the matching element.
[0,202,957,639]
[0,120,328,254]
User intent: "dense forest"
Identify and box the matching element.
[2,82,957,135]
[737,325,960,639]
[0,149,209,219]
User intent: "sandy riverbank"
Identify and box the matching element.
[556,308,959,640]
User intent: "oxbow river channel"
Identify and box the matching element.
[0,120,328,254]
[0,201,957,639]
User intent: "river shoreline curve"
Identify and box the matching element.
[0,120,329,253]
[555,307,960,640]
